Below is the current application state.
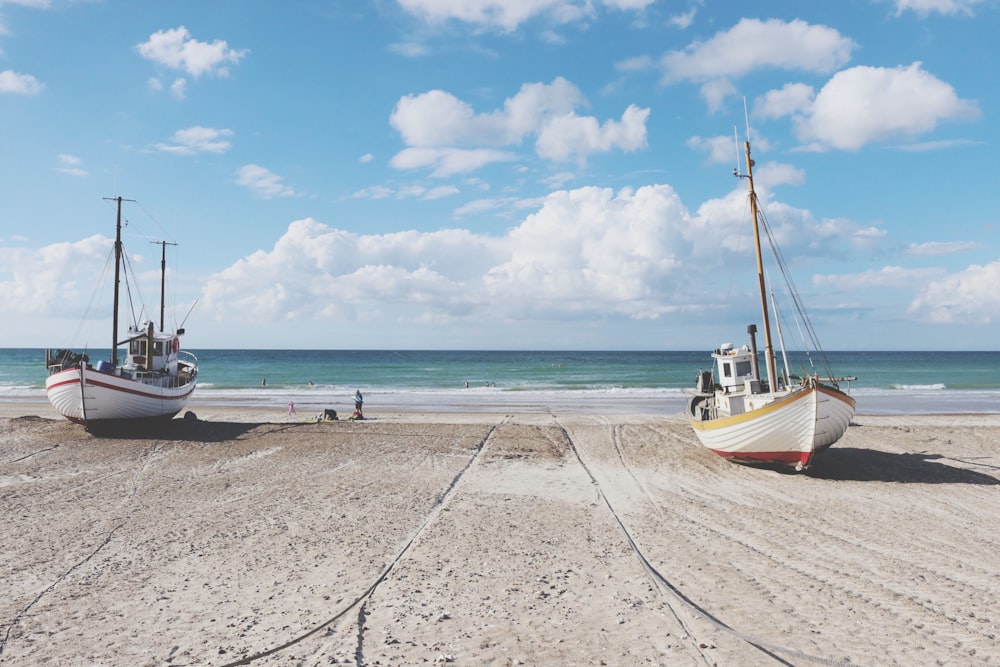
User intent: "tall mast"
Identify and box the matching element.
[152,240,177,332]
[743,141,778,390]
[103,195,134,366]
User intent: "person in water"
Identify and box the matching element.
[353,389,364,419]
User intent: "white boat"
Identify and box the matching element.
[686,132,855,470]
[45,196,198,430]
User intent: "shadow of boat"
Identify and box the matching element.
[84,416,265,443]
[806,447,1000,485]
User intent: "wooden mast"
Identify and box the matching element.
[743,140,778,391]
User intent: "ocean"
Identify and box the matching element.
[2,348,998,416]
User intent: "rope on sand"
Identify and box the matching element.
[218,418,507,667]
[0,523,125,656]
[555,419,863,667]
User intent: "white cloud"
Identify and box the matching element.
[908,260,1000,323]
[4,180,879,345]
[535,105,649,162]
[351,183,460,200]
[200,186,697,324]
[792,63,980,151]
[660,19,855,84]
[391,147,518,177]
[0,0,52,7]
[814,266,943,289]
[755,83,815,119]
[699,79,736,114]
[391,78,585,148]
[424,185,461,199]
[688,134,741,165]
[0,69,43,94]
[235,164,295,198]
[396,0,652,31]
[904,241,980,257]
[668,8,696,29]
[136,26,248,78]
[153,126,233,155]
[389,41,430,57]
[615,55,654,73]
[0,235,109,314]
[390,78,650,174]
[196,179,874,330]
[169,77,187,98]
[56,154,87,177]
[891,0,984,15]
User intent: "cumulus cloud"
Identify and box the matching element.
[153,126,233,155]
[535,105,649,162]
[790,63,979,151]
[396,0,653,31]
[4,177,890,347]
[389,77,649,174]
[137,26,248,77]
[235,164,295,198]
[687,134,740,165]
[0,235,109,314]
[196,178,875,330]
[0,69,43,94]
[754,83,815,119]
[661,19,855,84]
[908,260,1000,323]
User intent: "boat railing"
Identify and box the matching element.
[178,350,198,367]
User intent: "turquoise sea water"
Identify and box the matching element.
[2,348,998,415]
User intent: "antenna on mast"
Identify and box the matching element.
[743,96,751,144]
[733,126,740,177]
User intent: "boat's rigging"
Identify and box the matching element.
[755,204,840,388]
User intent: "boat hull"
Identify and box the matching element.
[690,384,855,468]
[45,365,196,427]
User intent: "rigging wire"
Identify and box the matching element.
[755,207,839,385]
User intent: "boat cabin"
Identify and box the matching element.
[125,321,179,374]
[711,343,760,393]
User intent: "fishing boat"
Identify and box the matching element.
[44,196,198,430]
[686,133,855,470]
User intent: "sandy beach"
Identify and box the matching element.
[1,401,998,666]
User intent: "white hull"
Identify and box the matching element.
[46,365,196,426]
[690,384,855,468]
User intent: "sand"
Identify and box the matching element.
[1,401,998,666]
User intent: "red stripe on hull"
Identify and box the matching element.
[711,449,813,467]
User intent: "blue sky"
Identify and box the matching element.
[1,0,997,350]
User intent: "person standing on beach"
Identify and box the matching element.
[354,389,364,419]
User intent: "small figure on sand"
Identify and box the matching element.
[353,389,364,420]
[288,401,296,415]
